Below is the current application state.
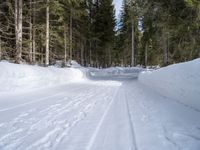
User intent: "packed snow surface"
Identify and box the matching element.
[0,60,200,150]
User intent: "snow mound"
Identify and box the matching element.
[0,62,84,93]
[70,60,82,68]
[88,67,144,79]
[65,60,82,68]
[139,59,200,110]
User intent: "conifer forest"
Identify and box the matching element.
[1,1,200,150]
[0,0,199,67]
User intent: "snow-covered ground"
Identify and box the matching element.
[139,59,200,111]
[88,67,143,79]
[0,61,84,94]
[0,59,200,150]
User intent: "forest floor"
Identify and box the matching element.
[0,60,200,150]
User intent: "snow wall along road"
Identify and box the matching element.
[139,59,200,111]
[87,67,143,80]
[0,61,143,94]
[0,62,84,94]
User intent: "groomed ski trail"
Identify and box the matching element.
[0,78,200,150]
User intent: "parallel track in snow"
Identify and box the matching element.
[0,79,200,150]
[0,82,120,150]
[124,87,138,150]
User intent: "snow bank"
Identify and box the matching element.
[0,62,84,93]
[88,67,144,79]
[139,59,200,110]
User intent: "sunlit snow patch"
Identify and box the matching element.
[139,58,200,111]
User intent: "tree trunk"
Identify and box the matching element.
[41,47,44,64]
[15,0,23,64]
[29,0,33,64]
[163,45,168,66]
[145,43,148,67]
[32,0,36,64]
[81,40,84,66]
[108,47,111,66]
[162,33,168,66]
[69,8,73,62]
[45,0,49,66]
[64,23,67,65]
[0,36,2,60]
[89,40,92,66]
[131,16,135,67]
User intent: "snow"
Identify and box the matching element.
[70,60,82,68]
[0,60,200,150]
[0,62,84,94]
[88,67,143,79]
[139,58,200,111]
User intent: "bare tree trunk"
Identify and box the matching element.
[89,40,92,66]
[29,0,33,64]
[162,32,168,66]
[108,47,111,66]
[81,40,84,66]
[69,8,73,62]
[64,23,67,65]
[145,43,148,67]
[45,0,49,66]
[163,44,168,66]
[41,47,44,64]
[0,36,2,60]
[89,5,92,67]
[15,0,23,64]
[32,0,36,64]
[131,16,135,67]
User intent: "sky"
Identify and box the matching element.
[113,0,123,19]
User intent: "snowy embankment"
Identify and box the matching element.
[88,67,143,79]
[139,59,200,110]
[0,62,84,93]
[0,61,143,94]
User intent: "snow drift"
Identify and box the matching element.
[0,62,84,93]
[88,67,144,79]
[139,59,200,110]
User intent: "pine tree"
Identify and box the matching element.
[93,0,115,67]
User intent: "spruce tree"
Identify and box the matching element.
[93,0,115,67]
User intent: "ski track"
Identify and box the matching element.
[0,84,93,112]
[124,87,138,150]
[0,83,118,150]
[0,79,200,150]
[85,88,119,150]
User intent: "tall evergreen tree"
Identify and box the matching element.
[93,0,115,67]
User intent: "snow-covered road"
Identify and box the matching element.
[0,77,200,150]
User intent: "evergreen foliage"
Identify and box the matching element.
[118,0,200,67]
[0,0,199,67]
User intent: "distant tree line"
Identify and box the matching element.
[0,0,199,67]
[0,0,115,67]
[118,0,200,67]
